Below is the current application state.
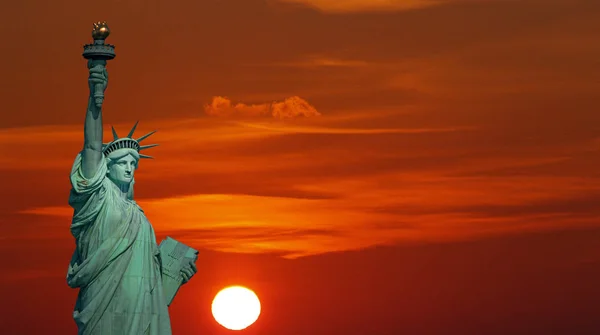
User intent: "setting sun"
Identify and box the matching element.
[212,286,261,330]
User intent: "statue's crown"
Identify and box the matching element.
[102,121,158,159]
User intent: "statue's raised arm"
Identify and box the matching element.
[81,60,107,179]
[80,21,114,179]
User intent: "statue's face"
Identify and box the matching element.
[108,154,138,184]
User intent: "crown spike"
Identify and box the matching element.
[137,130,157,143]
[111,126,119,141]
[103,123,158,158]
[139,144,159,151]
[127,121,139,138]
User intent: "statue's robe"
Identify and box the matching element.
[66,152,172,335]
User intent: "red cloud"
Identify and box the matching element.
[204,96,321,119]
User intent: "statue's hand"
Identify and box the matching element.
[181,262,197,284]
[88,59,108,95]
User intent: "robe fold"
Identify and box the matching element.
[67,152,172,335]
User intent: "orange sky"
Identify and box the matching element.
[1,0,600,333]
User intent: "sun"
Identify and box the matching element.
[212,286,261,330]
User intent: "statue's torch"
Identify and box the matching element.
[82,21,115,109]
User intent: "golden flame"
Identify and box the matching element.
[91,21,110,40]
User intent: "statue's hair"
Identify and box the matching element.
[105,148,139,200]
[106,148,140,168]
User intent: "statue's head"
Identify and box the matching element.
[106,148,139,185]
[101,121,158,198]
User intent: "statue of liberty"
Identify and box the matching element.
[66,22,197,335]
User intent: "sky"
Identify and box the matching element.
[1,0,600,333]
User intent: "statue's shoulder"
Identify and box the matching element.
[129,199,145,213]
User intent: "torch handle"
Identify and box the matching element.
[87,59,107,109]
[94,82,104,108]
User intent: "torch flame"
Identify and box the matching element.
[92,21,110,40]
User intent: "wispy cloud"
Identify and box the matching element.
[19,169,600,258]
[269,56,371,68]
[7,98,600,258]
[233,121,473,134]
[277,0,443,12]
[204,96,321,119]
